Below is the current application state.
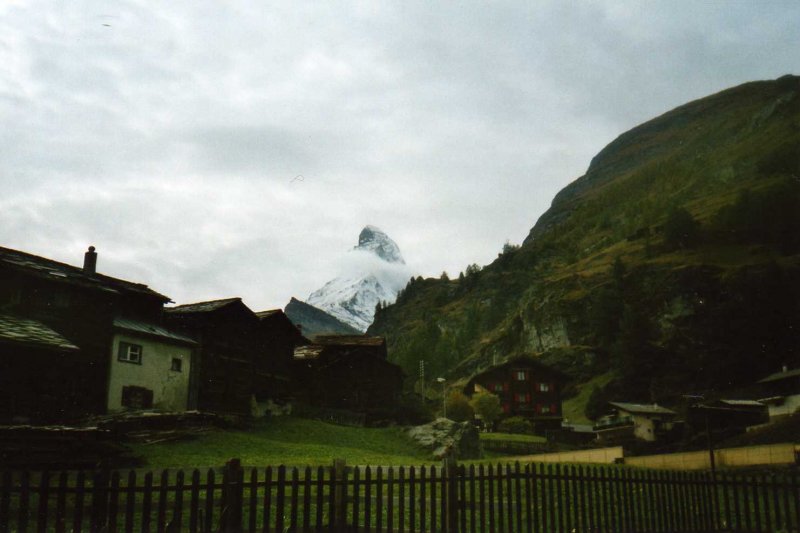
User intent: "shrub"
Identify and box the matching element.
[497,416,534,434]
[445,391,474,422]
[469,392,503,428]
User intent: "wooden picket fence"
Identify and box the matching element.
[2,458,800,532]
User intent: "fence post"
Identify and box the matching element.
[221,459,244,533]
[333,458,347,530]
[90,467,110,532]
[444,449,459,533]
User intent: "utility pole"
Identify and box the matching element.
[419,360,425,401]
[437,377,447,418]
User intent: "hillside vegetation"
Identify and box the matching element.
[369,75,800,418]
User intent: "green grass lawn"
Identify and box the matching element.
[479,432,546,443]
[130,417,433,469]
[561,372,613,425]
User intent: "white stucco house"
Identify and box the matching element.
[106,318,197,413]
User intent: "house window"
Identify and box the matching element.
[171,358,183,372]
[118,342,143,364]
[493,383,503,393]
[514,393,530,404]
[538,382,550,392]
[515,371,526,381]
[121,385,153,409]
[538,404,551,414]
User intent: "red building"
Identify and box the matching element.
[464,355,567,432]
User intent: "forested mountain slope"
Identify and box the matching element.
[369,75,800,416]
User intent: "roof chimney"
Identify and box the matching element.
[83,246,97,274]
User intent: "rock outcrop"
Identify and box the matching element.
[407,418,481,460]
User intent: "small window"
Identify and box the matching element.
[171,358,183,372]
[540,404,551,414]
[121,385,153,409]
[538,382,550,392]
[516,371,526,381]
[493,383,503,393]
[118,342,142,364]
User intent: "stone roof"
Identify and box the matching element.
[294,345,324,360]
[255,309,282,319]
[0,313,79,352]
[313,335,386,347]
[0,246,170,302]
[165,297,242,314]
[113,317,197,345]
[609,402,677,416]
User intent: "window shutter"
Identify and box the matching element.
[535,404,541,414]
[525,370,530,381]
[551,403,557,414]
[526,393,531,403]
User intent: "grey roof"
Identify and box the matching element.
[166,297,241,314]
[0,246,170,302]
[716,399,765,407]
[314,335,386,347]
[255,309,282,319]
[758,368,800,384]
[113,317,197,345]
[0,313,79,352]
[609,402,677,416]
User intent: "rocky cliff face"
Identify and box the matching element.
[307,226,412,331]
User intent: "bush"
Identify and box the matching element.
[469,392,502,428]
[497,416,534,434]
[445,391,474,422]
[663,206,700,249]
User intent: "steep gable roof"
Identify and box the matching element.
[0,246,170,302]
[609,402,676,416]
[314,335,386,347]
[0,313,80,352]
[165,297,242,314]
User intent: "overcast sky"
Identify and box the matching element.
[2,1,799,311]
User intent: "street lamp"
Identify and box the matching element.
[436,377,446,418]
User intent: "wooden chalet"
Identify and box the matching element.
[165,298,263,415]
[253,309,308,403]
[464,355,567,432]
[292,335,403,415]
[0,245,192,422]
[595,402,678,443]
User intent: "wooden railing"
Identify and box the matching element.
[2,457,799,532]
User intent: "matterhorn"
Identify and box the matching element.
[307,226,412,331]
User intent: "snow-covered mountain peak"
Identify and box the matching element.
[306,225,413,331]
[355,225,405,264]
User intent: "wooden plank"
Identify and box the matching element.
[275,465,286,533]
[487,464,495,533]
[410,466,416,533]
[173,469,184,532]
[202,470,213,533]
[0,470,11,533]
[376,467,384,533]
[107,470,120,533]
[459,465,467,533]
[302,466,312,531]
[315,466,324,532]
[781,472,792,533]
[125,471,136,533]
[189,470,200,533]
[18,469,30,533]
[262,467,271,533]
[478,465,486,533]
[514,463,522,533]
[752,474,764,533]
[387,467,395,533]
[568,465,579,533]
[468,465,476,533]
[664,470,677,533]
[419,466,427,533]
[72,471,86,533]
[676,470,691,533]
[440,466,447,533]
[505,464,513,533]
[37,470,51,533]
[495,463,505,533]
[141,471,153,533]
[55,471,68,533]
[248,468,257,533]
[364,466,372,532]
[429,466,437,533]
[353,467,361,532]
[156,470,168,533]
[398,466,405,533]
[290,467,299,532]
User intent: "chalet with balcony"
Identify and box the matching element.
[463,355,567,432]
[595,402,678,443]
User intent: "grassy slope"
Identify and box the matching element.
[131,418,432,469]
[480,432,546,444]
[562,373,614,425]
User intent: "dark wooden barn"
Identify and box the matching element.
[292,335,403,417]
[253,309,308,403]
[463,355,568,433]
[165,298,263,415]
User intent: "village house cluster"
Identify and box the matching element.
[0,245,404,424]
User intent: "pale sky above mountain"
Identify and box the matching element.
[2,1,799,311]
